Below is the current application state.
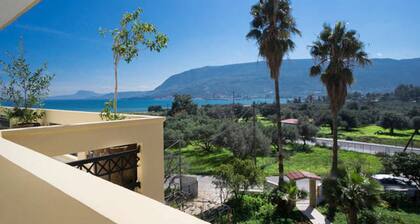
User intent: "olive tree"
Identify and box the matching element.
[0,41,54,125]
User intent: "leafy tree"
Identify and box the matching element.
[214,159,263,200]
[298,122,318,145]
[247,0,301,185]
[309,22,371,176]
[339,110,358,131]
[382,152,420,189]
[346,101,359,110]
[394,84,420,101]
[407,106,420,118]
[164,114,197,147]
[191,117,219,152]
[411,116,420,134]
[232,104,253,121]
[169,94,198,116]
[379,112,408,134]
[215,121,271,159]
[0,40,54,124]
[315,111,334,134]
[148,105,163,112]
[257,103,276,117]
[101,8,168,114]
[263,125,298,150]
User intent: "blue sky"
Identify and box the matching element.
[1,0,419,96]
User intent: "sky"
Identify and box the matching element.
[1,0,419,96]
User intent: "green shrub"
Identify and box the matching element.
[381,191,408,209]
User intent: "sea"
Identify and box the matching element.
[24,98,284,112]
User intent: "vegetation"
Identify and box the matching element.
[0,40,54,125]
[379,112,409,134]
[213,159,263,200]
[382,152,420,188]
[169,94,198,116]
[318,125,420,148]
[173,145,382,177]
[309,21,371,176]
[326,169,383,224]
[319,205,419,224]
[100,7,168,114]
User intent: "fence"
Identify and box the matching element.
[315,138,420,155]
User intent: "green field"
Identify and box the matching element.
[260,146,382,177]
[174,145,383,177]
[318,125,420,148]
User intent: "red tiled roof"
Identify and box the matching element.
[286,171,321,181]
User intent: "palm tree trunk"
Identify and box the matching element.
[274,77,284,185]
[331,112,339,177]
[347,209,358,224]
[113,56,119,114]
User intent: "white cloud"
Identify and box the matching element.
[14,24,103,45]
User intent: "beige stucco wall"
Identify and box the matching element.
[1,110,165,201]
[0,108,208,223]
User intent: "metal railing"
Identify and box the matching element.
[67,147,140,190]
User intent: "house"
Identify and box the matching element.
[0,1,207,223]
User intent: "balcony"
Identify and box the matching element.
[0,108,207,223]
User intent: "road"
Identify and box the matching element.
[312,137,420,155]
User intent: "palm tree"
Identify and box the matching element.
[309,22,370,176]
[337,171,383,224]
[247,0,300,185]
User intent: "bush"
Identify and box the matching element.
[358,209,404,224]
[226,194,274,223]
[381,191,408,209]
[292,144,312,152]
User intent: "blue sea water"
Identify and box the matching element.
[33,98,282,112]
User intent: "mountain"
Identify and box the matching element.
[151,58,420,98]
[48,90,103,100]
[50,58,420,100]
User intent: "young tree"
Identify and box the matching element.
[379,112,408,134]
[101,8,168,114]
[0,40,54,125]
[247,0,301,185]
[214,159,263,200]
[309,22,371,176]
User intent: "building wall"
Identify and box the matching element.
[0,109,207,223]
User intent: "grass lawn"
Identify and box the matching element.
[172,145,234,175]
[318,125,420,148]
[258,146,383,177]
[175,145,383,177]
